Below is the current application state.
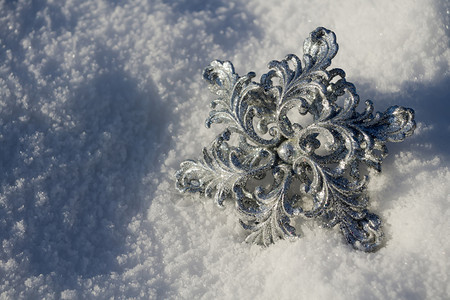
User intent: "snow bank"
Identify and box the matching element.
[0,0,448,298]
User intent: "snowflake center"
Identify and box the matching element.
[276,139,297,164]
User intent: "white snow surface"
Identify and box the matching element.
[1,0,449,299]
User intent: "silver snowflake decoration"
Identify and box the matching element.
[175,27,415,251]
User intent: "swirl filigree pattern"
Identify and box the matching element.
[175,27,415,252]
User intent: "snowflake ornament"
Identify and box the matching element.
[176,27,415,252]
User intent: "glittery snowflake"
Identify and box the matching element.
[176,27,415,251]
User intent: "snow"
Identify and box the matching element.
[0,0,449,298]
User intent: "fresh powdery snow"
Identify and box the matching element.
[0,0,449,299]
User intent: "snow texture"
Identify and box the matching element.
[0,0,449,299]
